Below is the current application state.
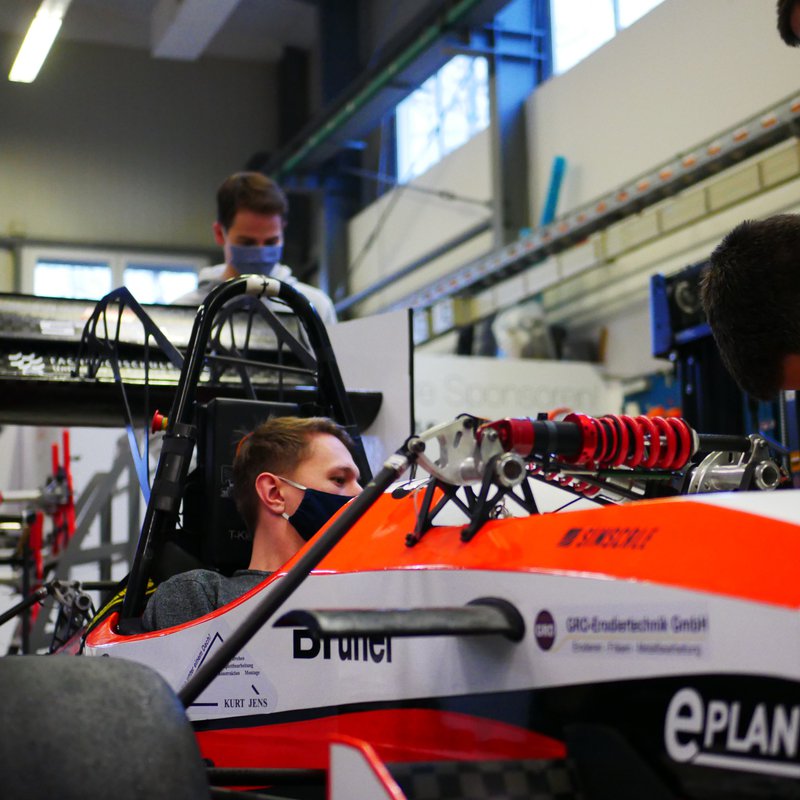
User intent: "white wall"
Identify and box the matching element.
[526,0,800,221]
[0,34,278,253]
[347,128,493,314]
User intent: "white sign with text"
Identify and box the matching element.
[414,354,622,431]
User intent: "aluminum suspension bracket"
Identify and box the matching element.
[686,434,783,493]
[407,415,526,487]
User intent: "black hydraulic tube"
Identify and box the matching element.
[695,433,752,453]
[179,451,410,708]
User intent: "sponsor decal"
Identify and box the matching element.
[535,605,709,659]
[186,631,224,682]
[226,527,252,542]
[293,631,392,664]
[534,610,556,651]
[8,351,46,376]
[39,320,75,337]
[665,687,800,778]
[186,630,277,713]
[558,525,656,550]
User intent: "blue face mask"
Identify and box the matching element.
[279,476,354,542]
[228,243,283,275]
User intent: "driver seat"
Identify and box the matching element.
[159,397,302,580]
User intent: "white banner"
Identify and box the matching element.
[414,354,622,430]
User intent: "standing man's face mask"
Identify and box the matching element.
[278,476,355,541]
[226,243,283,275]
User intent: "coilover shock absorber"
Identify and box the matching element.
[478,414,699,471]
[560,413,696,470]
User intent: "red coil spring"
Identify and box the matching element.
[563,413,693,471]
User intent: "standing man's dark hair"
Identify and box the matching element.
[777,0,800,46]
[701,214,800,400]
[216,171,289,229]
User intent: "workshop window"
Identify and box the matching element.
[123,265,199,305]
[396,55,490,182]
[22,246,203,303]
[550,0,665,75]
[33,259,112,300]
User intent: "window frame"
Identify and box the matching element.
[395,54,491,184]
[550,0,665,76]
[19,245,207,303]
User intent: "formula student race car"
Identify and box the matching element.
[2,276,797,800]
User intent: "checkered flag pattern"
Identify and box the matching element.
[388,758,583,800]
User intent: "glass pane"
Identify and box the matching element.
[551,0,616,74]
[397,74,440,181]
[440,55,485,154]
[473,57,490,131]
[33,261,112,300]
[441,111,470,154]
[617,0,664,28]
[123,266,198,305]
[397,56,489,181]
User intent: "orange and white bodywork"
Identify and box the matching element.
[85,483,800,798]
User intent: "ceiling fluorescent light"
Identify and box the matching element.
[9,0,73,83]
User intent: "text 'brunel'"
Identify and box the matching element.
[293,631,392,663]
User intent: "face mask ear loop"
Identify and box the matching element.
[276,475,307,492]
[274,476,306,521]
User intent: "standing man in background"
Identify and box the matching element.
[174,171,337,325]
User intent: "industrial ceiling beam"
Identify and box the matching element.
[151,0,241,61]
[265,0,509,181]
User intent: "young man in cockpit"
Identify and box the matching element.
[142,416,361,631]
